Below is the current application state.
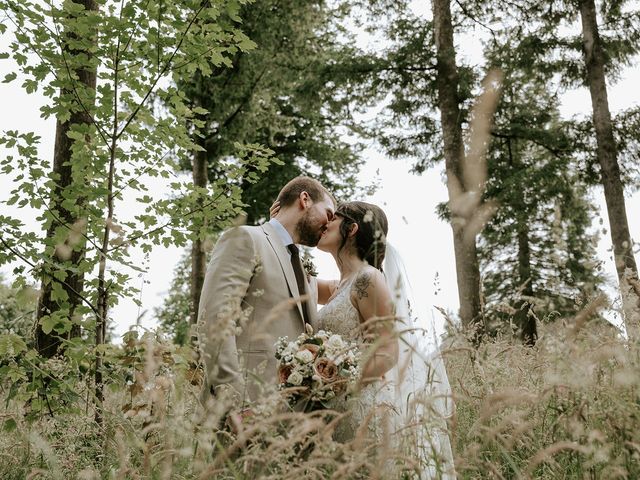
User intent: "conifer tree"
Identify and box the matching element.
[471,36,604,344]
[502,0,640,336]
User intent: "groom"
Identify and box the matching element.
[198,176,335,407]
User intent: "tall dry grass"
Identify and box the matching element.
[1,311,639,479]
[447,316,639,479]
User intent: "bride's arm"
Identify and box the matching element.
[317,279,339,305]
[351,268,399,382]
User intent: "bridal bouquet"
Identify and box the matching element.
[274,329,361,409]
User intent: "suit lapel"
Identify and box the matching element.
[261,223,306,324]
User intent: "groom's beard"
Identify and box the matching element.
[296,211,323,247]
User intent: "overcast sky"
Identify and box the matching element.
[1,3,639,342]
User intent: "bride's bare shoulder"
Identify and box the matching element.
[351,266,389,302]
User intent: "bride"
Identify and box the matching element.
[314,202,398,438]
[273,200,456,478]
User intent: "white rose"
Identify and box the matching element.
[282,342,297,357]
[287,371,304,386]
[326,335,344,350]
[295,349,314,363]
[333,354,345,364]
[316,330,329,341]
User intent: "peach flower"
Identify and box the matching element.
[313,357,338,382]
[278,364,293,384]
[299,343,320,358]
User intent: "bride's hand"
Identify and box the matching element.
[269,200,281,218]
[317,279,339,305]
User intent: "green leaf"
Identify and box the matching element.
[40,315,57,335]
[234,32,256,52]
[3,418,17,433]
[0,334,28,357]
[3,72,17,83]
[23,79,38,94]
[50,282,68,303]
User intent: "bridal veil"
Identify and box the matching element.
[383,243,456,479]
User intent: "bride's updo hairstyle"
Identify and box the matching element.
[335,201,388,270]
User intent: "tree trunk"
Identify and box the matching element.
[507,132,537,345]
[516,223,537,345]
[432,0,484,338]
[579,0,640,338]
[191,144,208,329]
[35,0,98,358]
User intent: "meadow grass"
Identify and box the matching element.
[1,316,638,479]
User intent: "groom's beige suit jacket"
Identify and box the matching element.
[198,220,317,405]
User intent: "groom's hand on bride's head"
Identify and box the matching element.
[269,200,281,218]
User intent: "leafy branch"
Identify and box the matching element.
[115,1,210,141]
[0,236,102,319]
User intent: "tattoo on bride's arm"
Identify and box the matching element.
[354,273,371,300]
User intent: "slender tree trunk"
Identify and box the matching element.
[432,0,483,337]
[516,223,537,345]
[579,0,640,338]
[506,132,537,345]
[95,12,120,425]
[35,0,98,358]
[191,143,208,328]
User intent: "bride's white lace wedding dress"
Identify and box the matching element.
[316,274,395,443]
[316,260,456,479]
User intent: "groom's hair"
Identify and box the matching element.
[277,176,335,208]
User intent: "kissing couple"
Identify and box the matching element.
[198,175,455,478]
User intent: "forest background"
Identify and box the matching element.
[2,0,640,342]
[1,0,640,478]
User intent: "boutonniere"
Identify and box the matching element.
[302,257,318,277]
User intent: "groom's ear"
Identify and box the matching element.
[298,191,311,209]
